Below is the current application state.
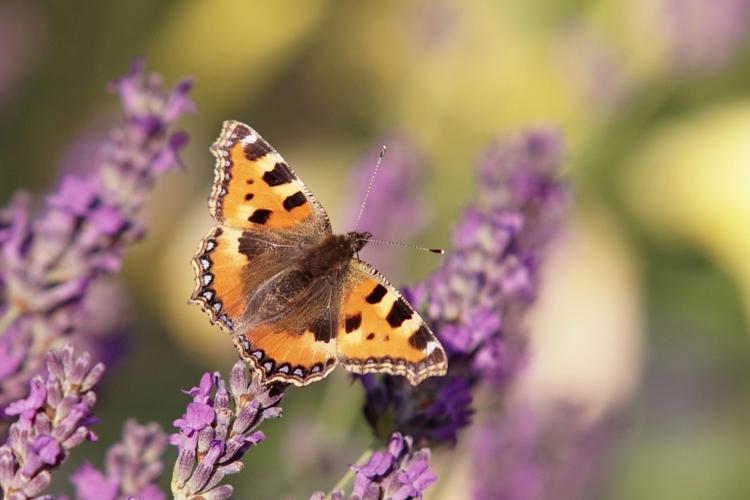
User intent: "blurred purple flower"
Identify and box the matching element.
[170,360,284,500]
[71,463,120,500]
[0,343,103,499]
[0,58,193,413]
[361,128,568,445]
[345,134,430,276]
[73,279,130,369]
[657,0,750,73]
[472,404,617,500]
[310,432,437,500]
[71,419,168,500]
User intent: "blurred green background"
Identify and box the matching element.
[3,0,750,498]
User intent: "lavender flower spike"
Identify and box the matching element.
[361,128,568,445]
[0,58,193,412]
[310,433,437,500]
[71,419,168,500]
[0,343,104,499]
[170,360,284,499]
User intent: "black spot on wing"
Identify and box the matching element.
[408,325,431,350]
[427,347,446,364]
[248,208,272,224]
[262,162,294,186]
[344,313,362,333]
[365,284,388,304]
[366,332,375,340]
[386,299,413,327]
[244,193,254,201]
[243,137,273,160]
[283,191,307,211]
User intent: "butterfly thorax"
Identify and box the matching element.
[301,231,372,279]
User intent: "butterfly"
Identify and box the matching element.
[190,121,447,387]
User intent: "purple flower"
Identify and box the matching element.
[71,419,168,500]
[0,59,193,413]
[174,402,215,436]
[170,360,284,499]
[29,435,61,465]
[361,128,568,445]
[183,372,215,404]
[4,377,45,423]
[311,433,437,500]
[0,343,103,498]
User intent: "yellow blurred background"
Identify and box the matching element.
[2,0,750,498]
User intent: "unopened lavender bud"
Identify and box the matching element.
[62,426,92,448]
[81,362,105,391]
[21,469,51,497]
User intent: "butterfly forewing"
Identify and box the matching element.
[208,120,331,234]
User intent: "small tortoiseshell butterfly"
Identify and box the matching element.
[190,121,447,387]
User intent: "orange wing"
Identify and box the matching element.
[192,120,331,332]
[209,120,331,234]
[233,324,338,387]
[337,261,447,385]
[190,225,247,330]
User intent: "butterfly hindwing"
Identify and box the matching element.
[233,290,340,386]
[209,120,331,234]
[233,325,338,387]
[336,260,447,385]
[190,225,297,329]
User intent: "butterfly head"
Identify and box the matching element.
[347,231,372,253]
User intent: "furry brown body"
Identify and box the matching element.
[300,231,371,280]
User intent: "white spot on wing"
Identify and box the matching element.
[424,340,440,354]
[241,133,258,146]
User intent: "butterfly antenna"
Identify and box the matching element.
[364,238,445,255]
[354,145,387,229]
